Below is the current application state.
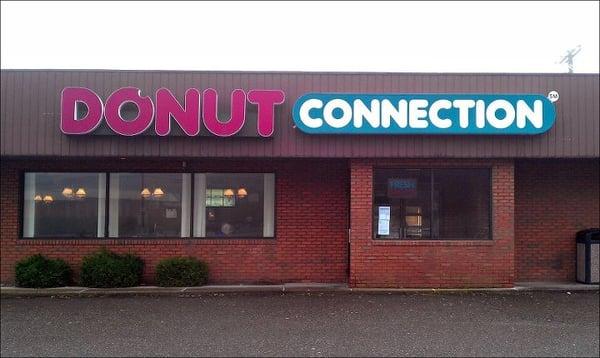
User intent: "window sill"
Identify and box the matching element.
[17,237,277,246]
[371,239,494,246]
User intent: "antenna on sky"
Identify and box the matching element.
[558,45,582,73]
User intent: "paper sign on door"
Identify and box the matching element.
[378,206,391,235]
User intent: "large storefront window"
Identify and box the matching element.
[23,173,106,238]
[373,168,491,240]
[108,173,191,238]
[194,173,275,238]
[22,172,274,239]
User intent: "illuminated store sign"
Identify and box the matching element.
[61,87,285,137]
[292,93,556,135]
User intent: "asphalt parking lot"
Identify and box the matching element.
[1,291,598,357]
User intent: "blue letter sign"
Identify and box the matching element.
[292,93,556,135]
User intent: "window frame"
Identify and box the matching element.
[20,170,108,239]
[19,170,277,240]
[372,167,493,241]
[107,172,192,239]
[193,173,276,239]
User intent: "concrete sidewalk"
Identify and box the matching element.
[0,283,346,297]
[1,281,597,297]
[515,281,599,291]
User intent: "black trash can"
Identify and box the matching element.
[576,228,600,284]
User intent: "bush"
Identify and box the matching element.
[80,249,144,288]
[15,254,72,288]
[155,257,209,287]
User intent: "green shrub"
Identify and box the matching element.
[155,257,209,287]
[15,254,72,288]
[80,249,144,288]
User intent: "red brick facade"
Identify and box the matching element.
[515,159,600,281]
[1,157,598,287]
[349,159,515,288]
[0,158,349,285]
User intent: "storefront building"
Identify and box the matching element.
[1,70,598,288]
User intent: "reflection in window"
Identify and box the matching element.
[194,173,274,238]
[206,189,236,207]
[373,168,491,240]
[432,169,491,239]
[108,173,190,237]
[23,173,106,238]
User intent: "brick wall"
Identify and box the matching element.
[350,159,515,288]
[515,159,600,282]
[0,158,349,285]
[4,156,596,287]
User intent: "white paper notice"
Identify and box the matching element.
[378,206,391,235]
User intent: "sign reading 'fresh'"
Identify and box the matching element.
[292,93,556,135]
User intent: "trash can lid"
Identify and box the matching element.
[576,228,600,243]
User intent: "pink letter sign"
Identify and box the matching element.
[248,90,285,137]
[60,87,104,134]
[202,88,247,137]
[155,88,201,136]
[105,87,155,136]
[60,87,285,137]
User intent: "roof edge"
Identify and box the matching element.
[1,68,599,77]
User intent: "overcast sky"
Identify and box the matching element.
[1,1,598,73]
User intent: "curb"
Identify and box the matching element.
[0,284,350,298]
[1,282,597,298]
